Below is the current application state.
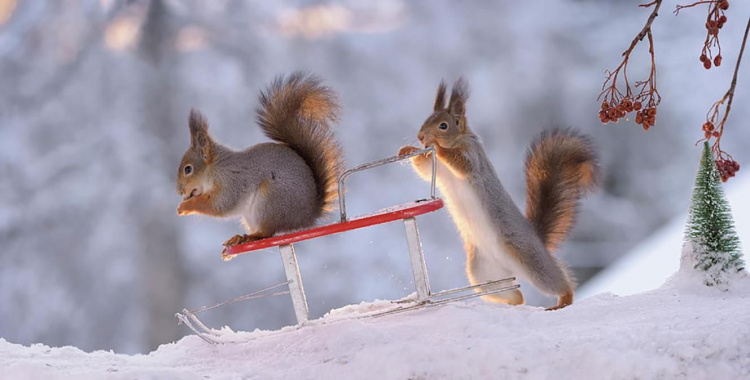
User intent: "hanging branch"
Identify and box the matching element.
[675,0,730,69]
[598,0,745,181]
[699,15,748,181]
[598,0,662,130]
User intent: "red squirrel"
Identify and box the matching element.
[399,78,598,309]
[176,72,344,259]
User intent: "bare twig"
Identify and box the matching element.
[699,14,748,181]
[674,0,716,15]
[676,0,729,69]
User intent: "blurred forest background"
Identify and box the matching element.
[1,0,748,354]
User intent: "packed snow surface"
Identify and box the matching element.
[2,272,749,379]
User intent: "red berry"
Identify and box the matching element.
[599,110,610,123]
[704,60,712,69]
[714,55,722,67]
[719,0,729,10]
[621,98,633,112]
[700,54,708,62]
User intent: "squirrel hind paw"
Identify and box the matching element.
[221,248,235,262]
[223,233,269,247]
[545,292,574,311]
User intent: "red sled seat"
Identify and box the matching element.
[224,198,445,256]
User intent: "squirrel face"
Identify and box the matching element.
[177,109,215,200]
[418,111,465,148]
[417,78,469,149]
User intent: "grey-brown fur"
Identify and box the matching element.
[464,131,578,296]
[176,72,343,238]
[405,78,599,307]
[208,142,320,233]
[256,72,343,214]
[525,128,598,252]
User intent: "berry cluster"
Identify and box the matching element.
[700,53,722,69]
[599,98,657,130]
[716,158,740,182]
[696,0,729,69]
[634,106,657,130]
[599,99,639,123]
[701,121,720,139]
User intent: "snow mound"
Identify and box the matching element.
[661,241,748,294]
[3,279,750,380]
[579,177,750,298]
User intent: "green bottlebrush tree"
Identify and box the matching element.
[684,141,744,287]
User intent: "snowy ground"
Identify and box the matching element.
[3,270,749,379]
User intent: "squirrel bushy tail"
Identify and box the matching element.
[524,128,598,252]
[256,72,344,215]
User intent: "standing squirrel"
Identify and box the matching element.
[176,72,344,257]
[398,78,598,310]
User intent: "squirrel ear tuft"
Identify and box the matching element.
[448,77,469,117]
[434,80,447,111]
[188,109,213,161]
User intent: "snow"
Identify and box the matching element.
[3,275,750,379]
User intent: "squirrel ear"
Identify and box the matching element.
[189,109,213,161]
[448,77,469,117]
[455,116,467,132]
[433,80,447,111]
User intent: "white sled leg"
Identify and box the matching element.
[403,217,431,302]
[279,243,309,324]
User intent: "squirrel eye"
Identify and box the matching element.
[439,122,449,130]
[184,165,193,175]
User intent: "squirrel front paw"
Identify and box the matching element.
[177,193,212,216]
[398,145,421,157]
[176,200,192,216]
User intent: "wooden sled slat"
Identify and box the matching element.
[224,198,444,257]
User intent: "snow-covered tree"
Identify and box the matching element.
[683,141,744,287]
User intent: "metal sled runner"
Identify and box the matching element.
[176,147,520,343]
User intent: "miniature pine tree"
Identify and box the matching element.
[684,141,744,287]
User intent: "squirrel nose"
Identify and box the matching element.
[417,132,425,142]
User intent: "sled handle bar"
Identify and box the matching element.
[338,146,437,222]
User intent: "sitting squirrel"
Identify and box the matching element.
[176,72,344,258]
[398,78,598,310]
